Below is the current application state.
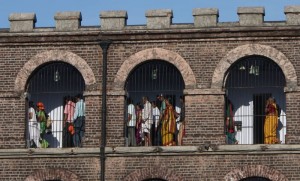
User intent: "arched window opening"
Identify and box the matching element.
[240,177,271,181]
[224,56,286,144]
[142,179,168,181]
[26,62,85,148]
[125,60,185,146]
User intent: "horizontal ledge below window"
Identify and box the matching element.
[0,145,300,158]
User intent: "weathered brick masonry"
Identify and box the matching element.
[0,6,300,181]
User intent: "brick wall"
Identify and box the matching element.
[1,24,300,180]
[0,97,26,148]
[285,92,300,143]
[106,153,294,180]
[184,94,224,145]
[84,95,101,147]
[0,156,99,181]
[1,38,300,147]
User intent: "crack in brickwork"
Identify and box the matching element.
[25,168,81,181]
[212,44,297,89]
[113,48,196,91]
[224,165,288,181]
[14,50,96,94]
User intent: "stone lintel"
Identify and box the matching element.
[107,90,126,96]
[9,13,36,32]
[285,6,300,25]
[54,11,82,31]
[284,85,300,92]
[193,8,219,27]
[83,91,101,96]
[100,11,127,30]
[237,7,265,26]
[145,9,173,29]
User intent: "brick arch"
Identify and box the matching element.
[25,168,81,181]
[224,165,288,181]
[124,167,183,181]
[113,48,196,90]
[15,50,96,93]
[212,44,297,89]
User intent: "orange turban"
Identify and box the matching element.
[37,102,45,110]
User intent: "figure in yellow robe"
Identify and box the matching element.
[161,98,176,146]
[264,97,278,144]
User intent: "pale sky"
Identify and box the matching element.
[0,0,300,28]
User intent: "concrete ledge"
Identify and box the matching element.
[9,13,36,32]
[1,145,300,158]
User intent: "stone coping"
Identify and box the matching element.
[1,145,300,158]
[145,9,173,17]
[100,11,128,18]
[54,12,82,20]
[237,7,265,15]
[0,23,299,36]
[9,13,36,21]
[0,20,298,34]
[193,8,219,16]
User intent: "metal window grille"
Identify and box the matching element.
[125,60,184,146]
[26,62,85,148]
[225,56,286,144]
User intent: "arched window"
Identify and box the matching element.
[125,60,184,146]
[224,56,286,144]
[240,177,271,181]
[26,62,85,148]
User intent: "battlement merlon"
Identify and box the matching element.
[4,6,300,33]
[54,11,82,31]
[9,13,36,32]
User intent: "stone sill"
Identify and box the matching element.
[0,145,300,158]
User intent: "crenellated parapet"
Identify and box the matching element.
[4,6,300,32]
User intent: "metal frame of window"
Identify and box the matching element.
[125,60,184,146]
[25,62,85,148]
[224,55,286,144]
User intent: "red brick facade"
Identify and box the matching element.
[1,7,300,181]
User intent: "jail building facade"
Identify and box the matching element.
[1,6,300,181]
